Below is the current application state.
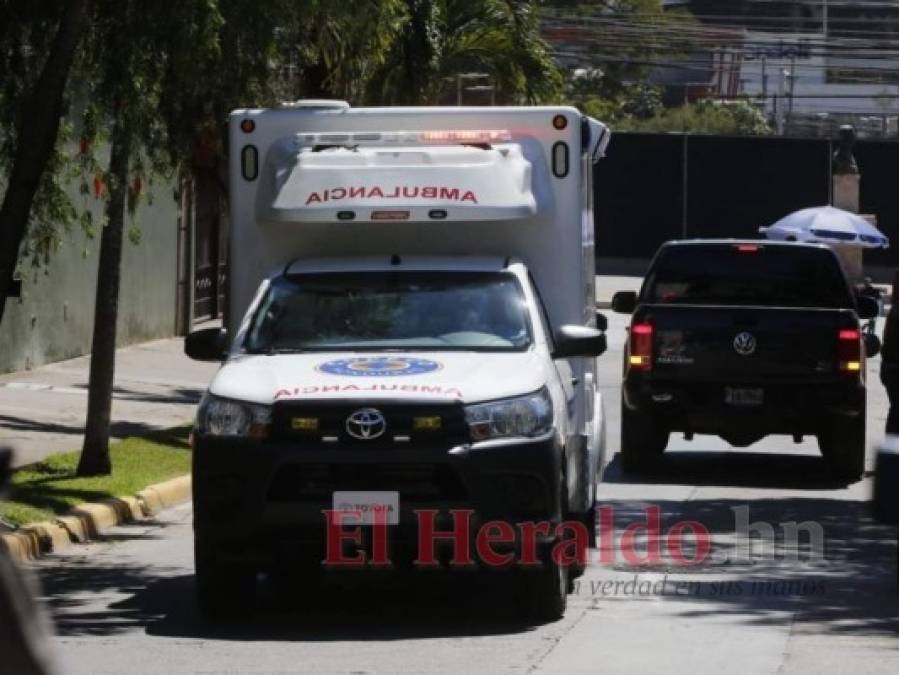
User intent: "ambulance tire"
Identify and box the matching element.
[521,474,569,622]
[194,535,256,620]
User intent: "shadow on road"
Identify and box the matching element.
[604,449,855,490]
[30,448,899,643]
[38,562,537,641]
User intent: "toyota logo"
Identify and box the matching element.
[733,332,757,356]
[345,408,387,440]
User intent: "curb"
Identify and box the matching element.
[0,474,191,563]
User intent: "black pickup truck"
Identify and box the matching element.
[612,240,880,481]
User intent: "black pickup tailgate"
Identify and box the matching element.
[637,304,857,383]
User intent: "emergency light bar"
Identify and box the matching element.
[296,129,512,146]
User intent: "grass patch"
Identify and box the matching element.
[0,426,191,528]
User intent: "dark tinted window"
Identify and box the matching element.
[643,244,853,309]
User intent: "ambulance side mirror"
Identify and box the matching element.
[185,328,227,362]
[553,325,607,359]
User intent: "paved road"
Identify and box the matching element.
[0,337,220,467]
[26,309,899,674]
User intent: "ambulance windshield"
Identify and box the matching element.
[245,272,532,353]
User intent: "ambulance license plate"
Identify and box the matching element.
[724,387,764,406]
[332,491,399,525]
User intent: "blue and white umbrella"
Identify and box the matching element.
[761,205,889,249]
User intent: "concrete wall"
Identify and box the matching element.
[0,180,181,374]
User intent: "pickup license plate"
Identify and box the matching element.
[725,387,764,407]
[332,491,399,525]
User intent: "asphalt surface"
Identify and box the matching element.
[20,303,899,674]
[0,336,220,467]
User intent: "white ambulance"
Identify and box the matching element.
[186,101,611,621]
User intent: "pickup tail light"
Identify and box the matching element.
[629,322,654,371]
[838,328,862,374]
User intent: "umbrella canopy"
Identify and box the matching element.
[761,205,889,249]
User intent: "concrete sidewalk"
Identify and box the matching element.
[0,336,219,468]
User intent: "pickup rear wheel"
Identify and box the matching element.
[620,400,668,474]
[818,413,866,483]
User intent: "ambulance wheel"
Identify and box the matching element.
[620,401,668,474]
[521,476,570,622]
[818,413,865,484]
[194,535,256,619]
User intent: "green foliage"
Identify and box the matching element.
[625,99,773,135]
[0,425,191,527]
[365,0,563,105]
[0,0,564,274]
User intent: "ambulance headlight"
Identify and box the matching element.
[198,395,271,439]
[465,388,553,442]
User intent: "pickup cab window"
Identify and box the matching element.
[245,271,533,353]
[643,244,854,309]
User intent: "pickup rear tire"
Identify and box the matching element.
[818,412,865,483]
[620,401,668,473]
[194,535,256,619]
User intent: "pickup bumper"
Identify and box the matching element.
[192,433,564,567]
[623,377,864,440]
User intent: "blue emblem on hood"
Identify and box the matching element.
[316,357,442,377]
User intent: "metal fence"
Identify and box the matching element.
[594,132,899,269]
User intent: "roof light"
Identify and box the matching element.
[552,114,568,130]
[295,130,512,148]
[240,119,255,133]
[419,130,512,143]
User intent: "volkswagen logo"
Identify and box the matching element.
[733,331,757,356]
[345,408,387,440]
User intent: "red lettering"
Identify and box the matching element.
[322,510,366,566]
[305,192,322,205]
[368,186,384,198]
[402,186,420,198]
[370,507,391,566]
[331,187,347,200]
[422,187,437,199]
[620,505,663,566]
[667,521,711,566]
[553,521,589,567]
[519,521,552,566]
[461,190,477,203]
[349,186,365,198]
[439,187,459,200]
[385,186,400,198]
[415,509,474,567]
[274,389,292,399]
[476,521,516,567]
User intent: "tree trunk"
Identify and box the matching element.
[0,0,88,326]
[77,120,132,477]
